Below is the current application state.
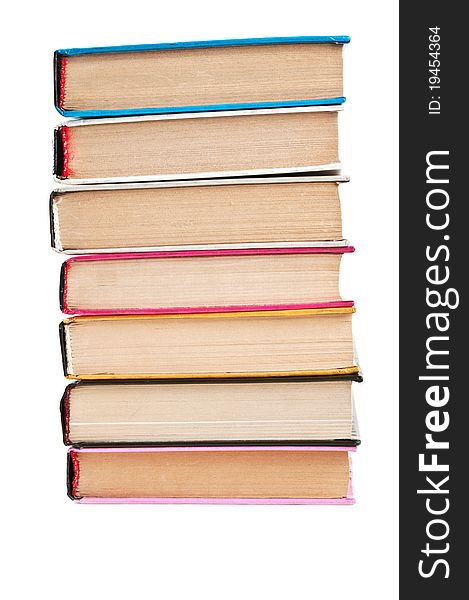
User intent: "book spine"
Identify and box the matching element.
[59,321,70,377]
[49,192,58,250]
[53,51,64,113]
[67,449,81,500]
[59,261,67,312]
[60,384,75,445]
[53,127,70,179]
[56,52,67,112]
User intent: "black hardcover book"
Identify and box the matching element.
[61,377,361,447]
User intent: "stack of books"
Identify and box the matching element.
[51,36,361,504]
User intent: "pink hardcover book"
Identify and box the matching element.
[68,445,356,505]
[60,246,354,315]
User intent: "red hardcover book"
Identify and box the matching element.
[60,246,354,315]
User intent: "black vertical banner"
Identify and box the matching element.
[400,4,465,596]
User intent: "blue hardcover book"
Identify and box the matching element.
[54,36,349,118]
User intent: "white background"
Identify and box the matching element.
[1,1,398,597]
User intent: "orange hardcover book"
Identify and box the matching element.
[60,307,358,380]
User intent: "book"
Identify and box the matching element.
[60,308,358,380]
[53,106,341,184]
[54,36,349,118]
[61,378,361,446]
[50,176,349,254]
[67,446,355,504]
[60,247,354,315]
